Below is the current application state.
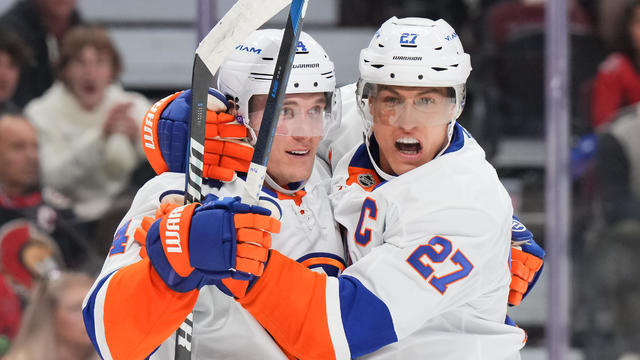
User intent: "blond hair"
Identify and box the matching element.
[5,272,99,360]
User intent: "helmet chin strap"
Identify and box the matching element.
[364,133,396,181]
[264,172,307,195]
[366,145,396,181]
[435,120,456,158]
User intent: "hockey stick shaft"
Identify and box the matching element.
[242,0,309,205]
[178,1,292,358]
[184,55,210,204]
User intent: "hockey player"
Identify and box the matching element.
[138,17,542,359]
[234,17,533,358]
[82,30,345,359]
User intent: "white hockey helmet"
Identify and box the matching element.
[356,17,471,141]
[217,29,337,138]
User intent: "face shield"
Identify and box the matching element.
[358,82,457,131]
[247,91,339,138]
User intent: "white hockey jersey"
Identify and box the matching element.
[82,170,345,360]
[235,123,526,360]
[330,124,526,359]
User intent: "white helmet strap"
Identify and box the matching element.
[264,173,307,195]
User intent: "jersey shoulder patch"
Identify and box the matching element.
[346,144,382,192]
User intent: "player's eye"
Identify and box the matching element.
[416,97,437,106]
[307,106,324,118]
[381,96,401,107]
[279,107,295,120]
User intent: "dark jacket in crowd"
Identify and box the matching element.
[0,186,95,271]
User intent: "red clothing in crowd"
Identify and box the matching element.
[0,273,21,341]
[592,53,640,128]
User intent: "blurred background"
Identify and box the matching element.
[0,0,638,359]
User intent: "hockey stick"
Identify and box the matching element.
[177,0,292,358]
[242,0,310,205]
[185,0,291,204]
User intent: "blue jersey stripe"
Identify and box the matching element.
[307,263,340,277]
[83,270,117,359]
[297,252,346,266]
[338,275,398,357]
[349,135,383,171]
[442,123,467,155]
[349,143,373,169]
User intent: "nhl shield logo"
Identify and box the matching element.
[358,174,376,188]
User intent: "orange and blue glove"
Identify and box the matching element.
[509,216,545,306]
[141,88,254,182]
[139,196,280,295]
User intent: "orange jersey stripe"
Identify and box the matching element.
[276,189,307,206]
[300,257,346,272]
[346,166,381,192]
[240,250,337,360]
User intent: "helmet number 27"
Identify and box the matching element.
[399,33,417,44]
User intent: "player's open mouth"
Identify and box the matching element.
[395,137,421,155]
[286,149,310,157]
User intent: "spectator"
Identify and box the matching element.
[0,0,82,108]
[595,0,629,48]
[594,105,640,225]
[0,30,30,112]
[0,111,52,355]
[581,104,640,359]
[0,111,99,353]
[0,111,95,270]
[591,0,640,129]
[24,25,151,252]
[4,272,99,360]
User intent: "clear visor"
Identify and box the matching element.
[360,83,456,128]
[248,91,337,137]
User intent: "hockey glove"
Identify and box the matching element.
[509,216,545,306]
[142,196,280,293]
[134,194,282,297]
[141,88,254,182]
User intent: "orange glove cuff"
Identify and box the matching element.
[141,91,183,174]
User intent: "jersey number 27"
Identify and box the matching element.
[407,236,474,294]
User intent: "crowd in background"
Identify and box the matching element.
[0,0,151,358]
[0,0,639,359]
